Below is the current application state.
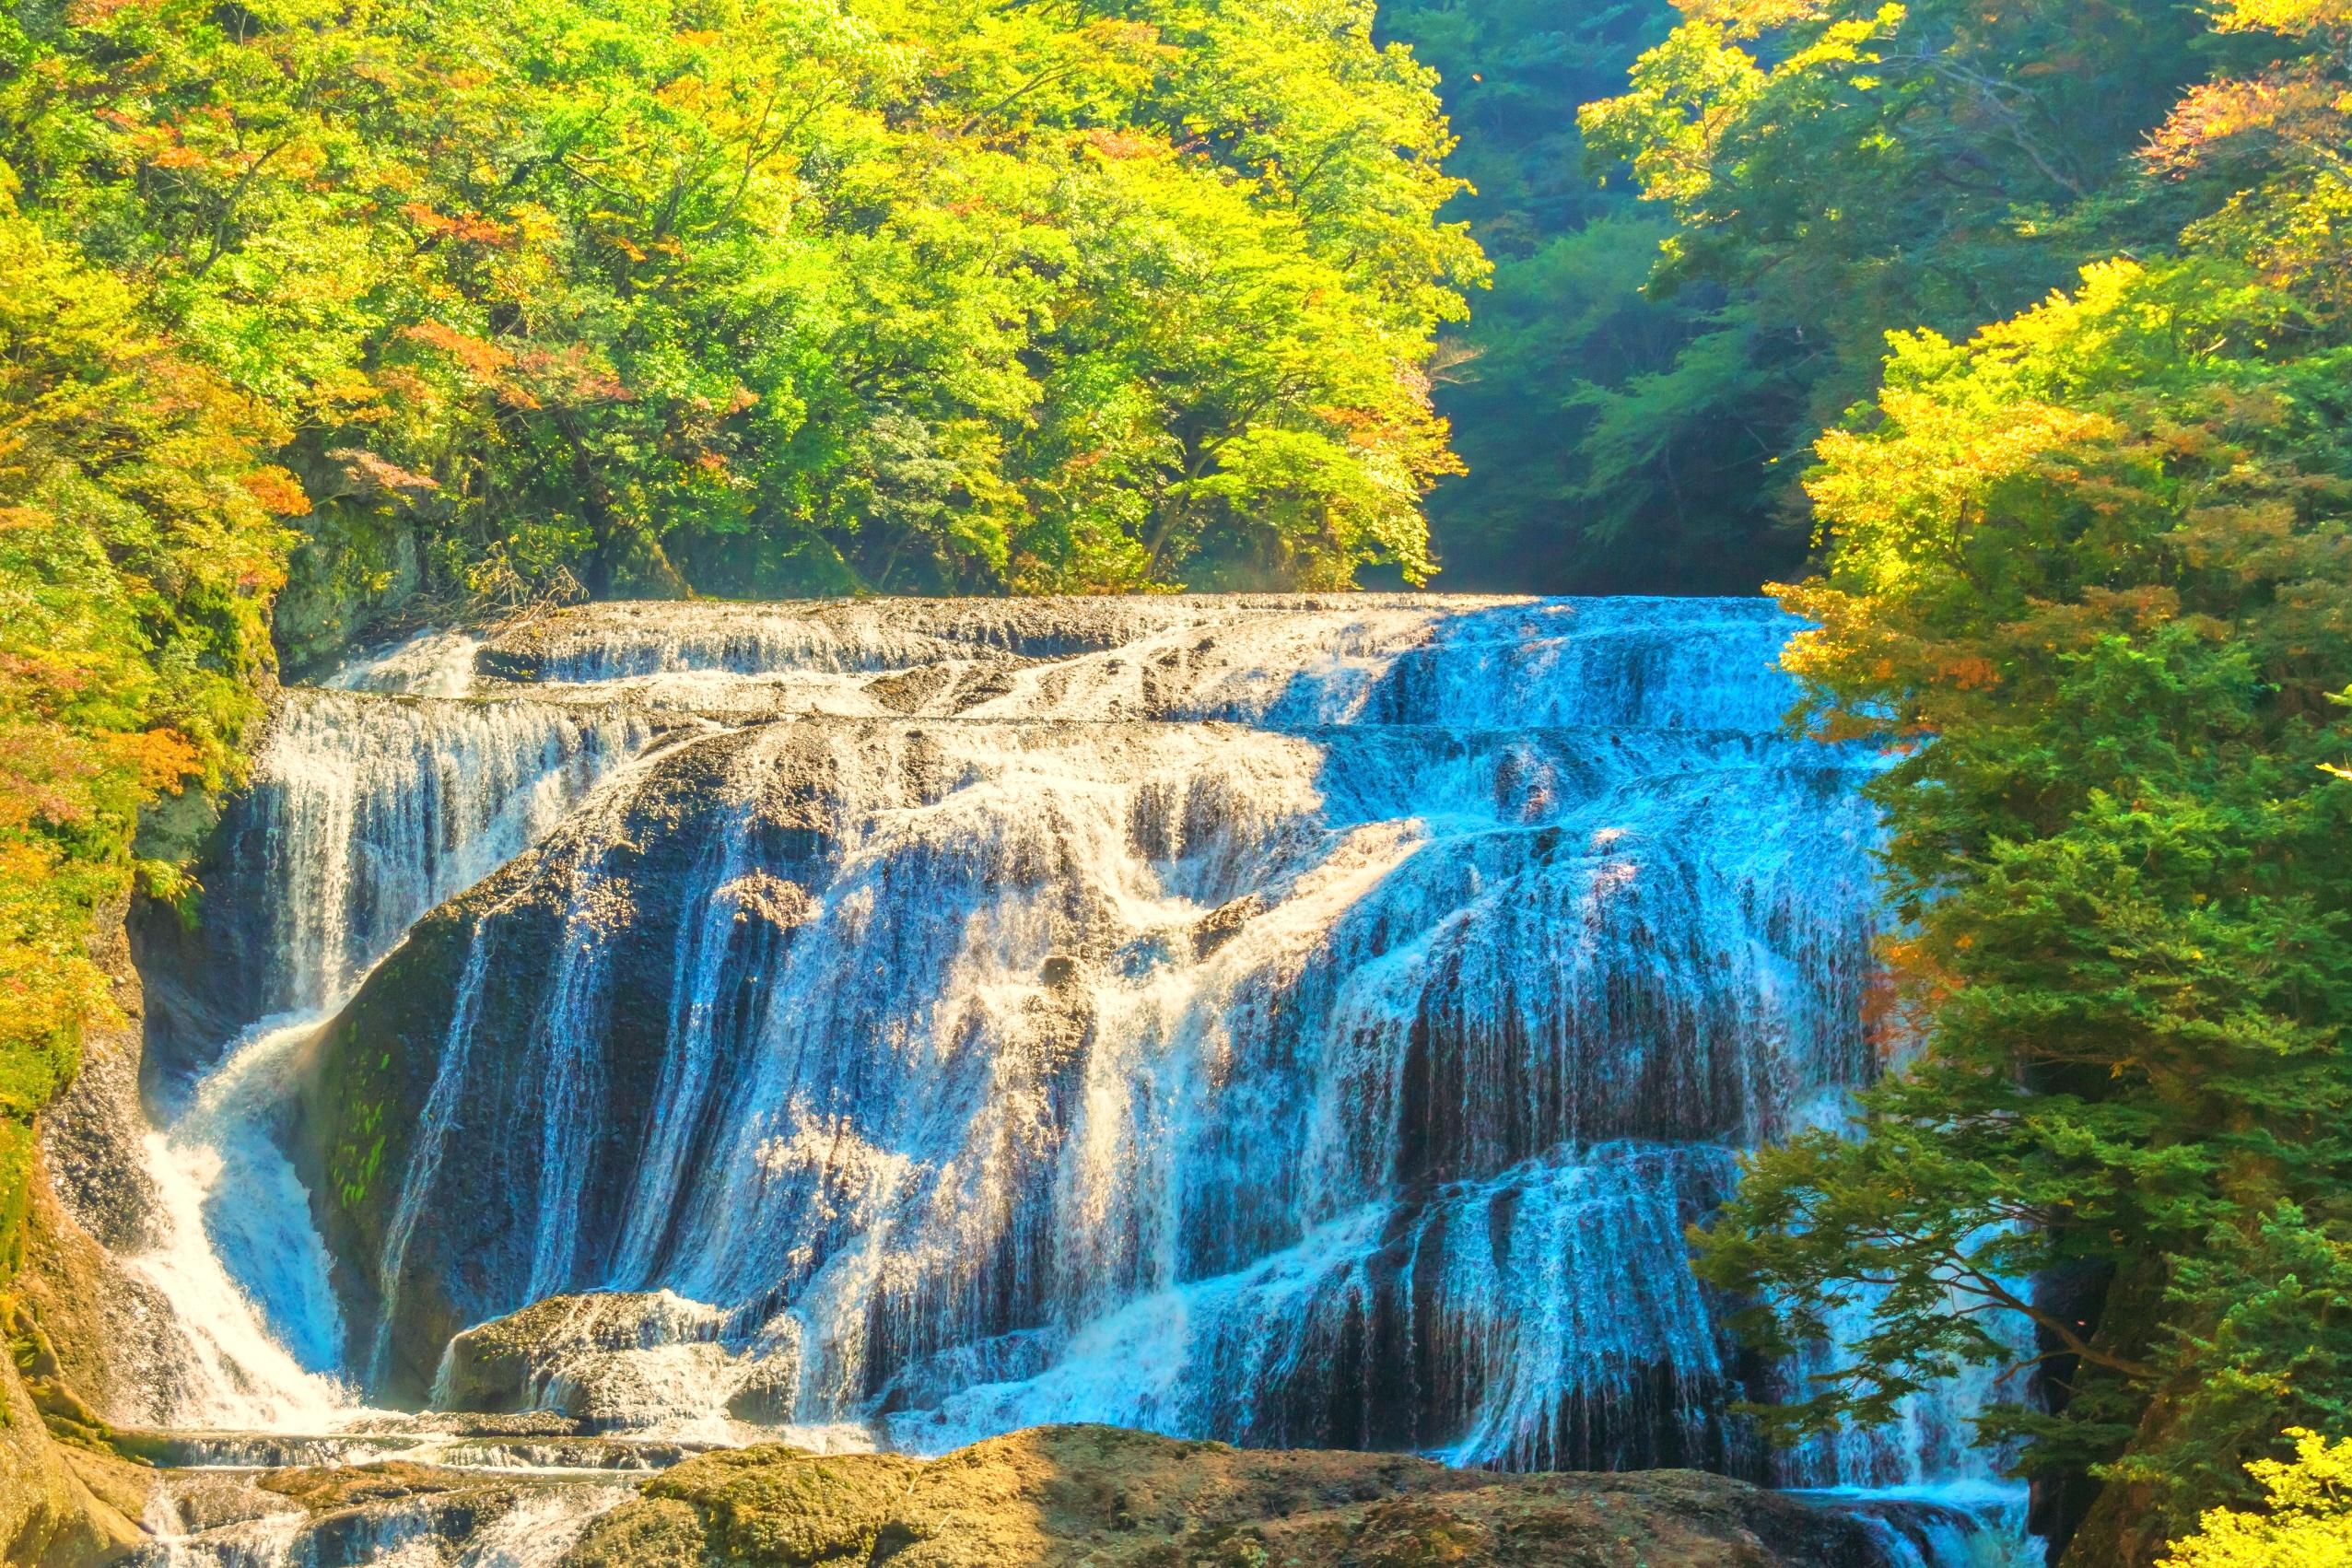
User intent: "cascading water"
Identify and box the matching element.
[110,599,2037,1566]
[125,1015,353,1430]
[117,638,652,1431]
[221,687,649,1031]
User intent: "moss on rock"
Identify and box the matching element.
[563,1426,1895,1568]
[0,1347,144,1567]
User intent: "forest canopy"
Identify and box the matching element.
[5,0,1482,635]
[0,0,1479,1263]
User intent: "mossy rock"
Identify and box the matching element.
[563,1425,1900,1568]
[257,1459,473,1516]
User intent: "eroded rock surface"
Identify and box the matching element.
[562,1425,1900,1568]
[436,1292,790,1433]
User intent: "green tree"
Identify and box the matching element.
[0,173,294,1258]
[1379,0,1810,591]
[3,0,1482,634]
[1585,4,2352,1561]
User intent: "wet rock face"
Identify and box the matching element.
[128,884,271,1108]
[22,907,215,1434]
[559,1425,1903,1568]
[134,689,649,1099]
[41,1010,166,1255]
[45,898,169,1254]
[435,1292,785,1433]
[473,595,1491,686]
[118,1425,707,1472]
[301,727,848,1398]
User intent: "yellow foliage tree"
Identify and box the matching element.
[0,177,293,1265]
[2164,1431,2352,1567]
[2212,0,2352,35]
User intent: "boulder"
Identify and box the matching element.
[434,1292,791,1434]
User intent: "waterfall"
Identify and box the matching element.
[132,1477,632,1567]
[119,638,653,1427]
[114,597,2031,1565]
[124,1015,352,1430]
[239,688,649,1021]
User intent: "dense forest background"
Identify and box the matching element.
[1378,0,1803,594]
[3,0,2350,1563]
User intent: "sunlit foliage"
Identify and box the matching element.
[1587,2,2352,1563]
[4,0,1481,627]
[0,175,294,1256]
[2162,1429,2352,1568]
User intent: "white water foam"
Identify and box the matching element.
[125,1016,353,1429]
[122,642,659,1432]
[325,629,485,698]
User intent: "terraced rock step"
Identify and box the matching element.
[118,1426,714,1472]
[130,1459,632,1567]
[109,1422,2018,1566]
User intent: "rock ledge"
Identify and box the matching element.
[564,1424,1901,1568]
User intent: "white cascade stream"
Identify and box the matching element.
[121,637,651,1432]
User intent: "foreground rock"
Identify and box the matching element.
[563,1425,1899,1568]
[0,1351,143,1568]
[435,1291,791,1432]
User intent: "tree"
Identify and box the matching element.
[2162,1429,2352,1568]
[1380,0,1808,592]
[3,0,1483,632]
[0,178,293,1258]
[1595,2,2352,1557]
